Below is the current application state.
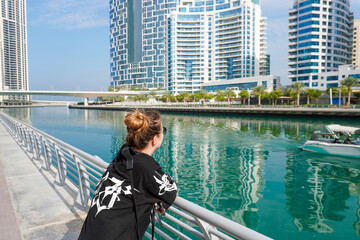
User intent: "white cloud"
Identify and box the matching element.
[30,0,108,29]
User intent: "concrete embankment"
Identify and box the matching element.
[69,105,360,118]
[0,104,70,108]
[0,123,86,240]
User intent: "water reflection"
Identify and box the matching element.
[285,151,360,235]
[3,107,360,239]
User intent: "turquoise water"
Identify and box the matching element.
[2,107,360,240]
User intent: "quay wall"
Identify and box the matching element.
[69,105,360,118]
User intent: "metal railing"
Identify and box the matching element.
[0,111,272,240]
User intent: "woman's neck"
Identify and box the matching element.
[133,145,155,156]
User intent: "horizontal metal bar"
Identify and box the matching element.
[164,213,204,239]
[209,228,235,240]
[154,226,173,240]
[160,221,192,240]
[173,197,272,240]
[168,206,197,225]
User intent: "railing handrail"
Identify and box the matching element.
[0,111,272,240]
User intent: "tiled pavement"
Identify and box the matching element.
[0,122,87,240]
[0,159,22,240]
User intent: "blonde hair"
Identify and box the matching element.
[124,109,162,149]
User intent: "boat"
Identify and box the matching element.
[300,124,360,158]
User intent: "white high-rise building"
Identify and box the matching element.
[352,19,360,69]
[288,0,354,89]
[0,0,29,101]
[166,0,268,94]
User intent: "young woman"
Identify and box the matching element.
[78,109,177,240]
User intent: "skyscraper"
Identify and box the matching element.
[0,0,29,101]
[109,0,179,89]
[288,0,354,88]
[353,19,360,69]
[166,0,268,94]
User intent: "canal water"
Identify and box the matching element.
[2,107,360,240]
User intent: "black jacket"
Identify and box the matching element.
[78,146,178,240]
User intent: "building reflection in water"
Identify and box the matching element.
[285,151,360,234]
[11,107,359,237]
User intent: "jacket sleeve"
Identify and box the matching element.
[145,165,178,209]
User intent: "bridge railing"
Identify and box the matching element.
[0,111,272,240]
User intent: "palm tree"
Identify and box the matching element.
[163,91,172,103]
[340,76,359,106]
[304,89,315,105]
[176,91,190,102]
[223,89,236,105]
[311,89,322,104]
[252,85,266,106]
[291,82,305,106]
[271,87,283,105]
[239,90,249,105]
[149,90,157,103]
[339,86,347,105]
[198,89,208,105]
[215,90,225,102]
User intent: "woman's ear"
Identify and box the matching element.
[152,135,157,146]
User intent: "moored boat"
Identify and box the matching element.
[300,124,360,158]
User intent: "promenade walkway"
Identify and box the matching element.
[0,123,86,240]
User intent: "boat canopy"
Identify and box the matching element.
[326,124,360,134]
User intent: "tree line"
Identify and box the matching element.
[104,76,359,106]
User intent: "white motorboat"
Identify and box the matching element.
[301,124,360,158]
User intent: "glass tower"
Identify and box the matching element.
[0,0,29,101]
[288,0,353,87]
[109,0,179,89]
[166,0,267,94]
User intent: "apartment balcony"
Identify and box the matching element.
[218,34,243,40]
[176,51,201,55]
[288,28,297,34]
[176,24,201,28]
[218,24,242,31]
[218,19,242,27]
[177,43,201,47]
[218,28,242,35]
[176,29,201,33]
[218,43,242,50]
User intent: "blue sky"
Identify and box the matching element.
[27,0,360,92]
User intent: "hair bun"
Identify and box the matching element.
[124,110,149,134]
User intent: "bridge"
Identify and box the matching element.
[0,90,165,106]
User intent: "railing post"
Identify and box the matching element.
[194,217,220,240]
[22,127,28,148]
[28,130,34,153]
[55,145,66,185]
[42,139,51,170]
[74,155,90,208]
[32,131,40,160]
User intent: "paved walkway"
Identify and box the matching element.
[0,123,87,240]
